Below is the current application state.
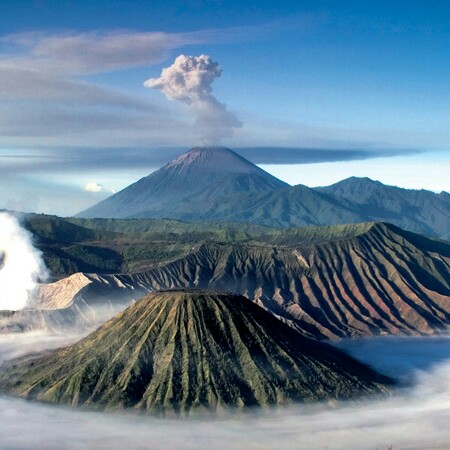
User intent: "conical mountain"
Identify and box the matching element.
[78,147,288,219]
[0,290,391,415]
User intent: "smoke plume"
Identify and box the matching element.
[144,54,242,142]
[0,213,48,310]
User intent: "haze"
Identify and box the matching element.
[0,333,449,449]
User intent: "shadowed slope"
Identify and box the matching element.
[125,223,450,339]
[0,290,391,415]
[317,177,450,240]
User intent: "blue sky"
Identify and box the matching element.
[0,0,449,215]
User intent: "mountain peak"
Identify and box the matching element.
[76,146,288,219]
[338,176,382,186]
[165,146,263,175]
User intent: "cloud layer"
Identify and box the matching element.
[0,335,449,449]
[145,54,242,142]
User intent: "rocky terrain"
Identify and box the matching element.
[2,220,449,340]
[0,290,392,415]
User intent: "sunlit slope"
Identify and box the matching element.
[127,223,450,338]
[0,290,391,415]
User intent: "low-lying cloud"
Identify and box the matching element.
[0,213,48,310]
[145,55,242,143]
[0,146,422,175]
[0,335,449,449]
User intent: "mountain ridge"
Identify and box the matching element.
[316,177,450,239]
[3,220,449,340]
[76,147,450,240]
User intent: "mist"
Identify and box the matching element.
[0,334,450,449]
[0,213,48,310]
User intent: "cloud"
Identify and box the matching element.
[0,30,209,75]
[0,213,48,310]
[83,182,105,193]
[145,54,242,142]
[0,30,227,147]
[0,335,449,448]
[0,147,423,176]
[236,147,423,164]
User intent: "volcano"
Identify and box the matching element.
[78,146,288,219]
[0,290,391,415]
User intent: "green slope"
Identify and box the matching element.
[0,290,391,415]
[22,213,374,278]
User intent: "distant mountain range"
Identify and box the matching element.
[0,290,391,415]
[318,177,450,240]
[77,146,450,240]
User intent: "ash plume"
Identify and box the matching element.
[0,213,48,310]
[144,54,242,142]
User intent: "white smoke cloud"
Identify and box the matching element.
[0,213,48,310]
[83,182,104,193]
[144,54,242,142]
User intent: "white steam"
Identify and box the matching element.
[144,54,242,142]
[0,213,48,310]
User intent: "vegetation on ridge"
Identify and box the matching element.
[0,290,392,415]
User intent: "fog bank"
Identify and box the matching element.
[0,213,48,310]
[0,335,449,449]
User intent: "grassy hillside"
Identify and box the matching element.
[23,214,374,278]
[0,290,391,415]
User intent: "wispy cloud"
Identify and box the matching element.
[0,29,211,75]
[0,147,422,175]
[0,28,245,147]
